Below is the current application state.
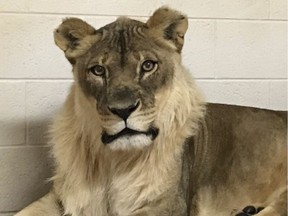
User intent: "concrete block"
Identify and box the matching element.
[26,81,72,145]
[270,0,287,19]
[0,82,25,146]
[183,20,215,78]
[197,80,270,108]
[0,0,274,20]
[214,21,287,79]
[0,146,53,212]
[162,0,270,19]
[0,0,161,17]
[0,14,71,79]
[269,80,287,110]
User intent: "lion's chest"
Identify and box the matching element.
[63,170,165,216]
[63,185,108,216]
[63,140,183,216]
[107,170,167,215]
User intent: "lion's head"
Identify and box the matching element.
[54,7,204,150]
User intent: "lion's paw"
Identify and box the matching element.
[234,205,265,216]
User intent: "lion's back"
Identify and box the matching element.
[193,103,287,215]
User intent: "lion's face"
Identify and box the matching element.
[54,8,188,150]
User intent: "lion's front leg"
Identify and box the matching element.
[15,192,62,216]
[233,189,287,216]
[256,189,287,216]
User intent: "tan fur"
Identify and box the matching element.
[16,7,286,216]
[48,59,205,215]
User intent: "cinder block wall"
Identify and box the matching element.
[0,0,287,215]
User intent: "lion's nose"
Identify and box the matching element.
[108,101,140,120]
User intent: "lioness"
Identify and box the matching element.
[16,7,287,216]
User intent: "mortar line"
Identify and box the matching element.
[0,11,287,22]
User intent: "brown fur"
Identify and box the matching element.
[16,7,287,216]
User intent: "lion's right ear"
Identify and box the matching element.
[54,18,97,64]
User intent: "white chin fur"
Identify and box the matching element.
[107,134,153,150]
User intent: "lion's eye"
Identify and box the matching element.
[141,60,158,72]
[89,65,106,76]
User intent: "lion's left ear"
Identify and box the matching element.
[147,7,188,52]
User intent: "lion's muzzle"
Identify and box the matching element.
[100,88,158,149]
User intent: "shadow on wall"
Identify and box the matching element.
[0,118,54,212]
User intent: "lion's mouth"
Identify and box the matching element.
[101,127,159,145]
